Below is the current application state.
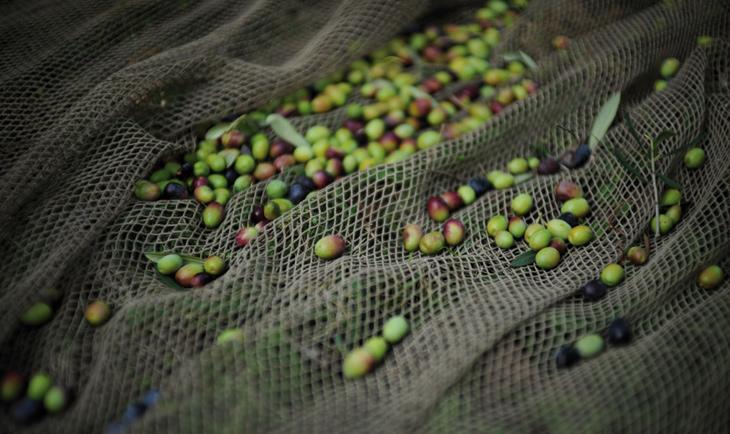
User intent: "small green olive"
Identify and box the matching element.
[157,254,183,275]
[626,246,648,265]
[528,229,551,251]
[546,219,572,241]
[567,225,593,246]
[510,193,533,216]
[491,172,514,190]
[683,147,705,169]
[402,224,423,252]
[508,217,527,239]
[660,57,680,78]
[660,189,681,206]
[486,215,508,237]
[494,230,514,249]
[524,223,544,241]
[600,263,625,287]
[419,231,445,255]
[560,198,590,218]
[85,300,112,326]
[203,256,225,276]
[457,185,477,205]
[202,202,225,228]
[134,181,161,201]
[266,180,288,199]
[27,373,52,401]
[649,214,672,235]
[574,334,604,358]
[43,386,69,414]
[507,158,529,175]
[175,263,205,287]
[697,265,724,290]
[20,303,53,326]
[666,204,682,225]
[535,247,561,270]
[443,219,466,246]
[382,315,409,344]
[234,155,256,175]
[315,235,346,260]
[363,336,388,362]
[216,328,245,345]
[528,157,540,170]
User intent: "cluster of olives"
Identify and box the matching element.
[487,181,593,269]
[135,0,536,240]
[402,219,466,255]
[654,57,681,92]
[2,371,71,424]
[555,317,632,369]
[426,143,592,223]
[343,316,410,379]
[648,188,683,236]
[153,254,226,288]
[105,389,160,434]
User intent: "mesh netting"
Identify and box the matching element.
[1,0,730,433]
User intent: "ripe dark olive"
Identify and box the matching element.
[176,162,193,179]
[537,157,560,175]
[250,205,265,224]
[224,168,238,186]
[311,171,333,189]
[571,144,591,167]
[12,398,44,424]
[190,273,213,288]
[555,345,580,369]
[580,280,607,302]
[467,177,493,196]
[192,176,209,189]
[295,175,317,191]
[288,183,311,204]
[607,318,632,345]
[163,182,188,200]
[558,212,579,227]
[440,191,463,210]
[269,139,293,158]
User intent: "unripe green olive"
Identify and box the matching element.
[363,336,388,362]
[535,247,561,270]
[697,265,724,290]
[528,157,540,170]
[402,224,423,252]
[524,223,544,241]
[266,180,288,199]
[203,256,225,276]
[560,198,590,218]
[546,219,571,241]
[494,230,514,249]
[457,185,477,205]
[666,204,682,225]
[574,334,604,358]
[486,215,508,237]
[654,80,667,92]
[510,193,533,216]
[649,214,672,235]
[567,225,593,246]
[27,373,52,401]
[419,231,445,255]
[202,202,225,228]
[507,158,529,175]
[683,147,705,169]
[175,263,204,287]
[660,57,680,78]
[382,315,409,343]
[214,188,230,206]
[508,217,527,239]
[20,303,53,326]
[660,189,681,206]
[157,254,183,275]
[443,219,466,246]
[600,263,625,287]
[491,172,514,190]
[528,229,551,251]
[216,328,245,345]
[134,181,161,201]
[234,155,256,175]
[44,386,69,414]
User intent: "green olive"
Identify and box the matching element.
[683,147,705,169]
[567,225,593,246]
[510,193,533,216]
[486,215,508,237]
[697,265,724,290]
[600,263,625,287]
[560,198,590,218]
[494,230,514,249]
[535,247,561,270]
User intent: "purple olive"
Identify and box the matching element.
[537,158,560,175]
[163,182,188,200]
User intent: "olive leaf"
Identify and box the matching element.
[610,147,648,183]
[657,173,682,190]
[588,92,621,149]
[204,123,230,141]
[623,111,644,146]
[219,149,239,168]
[180,255,205,265]
[511,250,537,267]
[154,273,184,291]
[266,114,310,148]
[503,51,538,72]
[650,130,676,157]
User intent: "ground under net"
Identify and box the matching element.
[1,0,729,433]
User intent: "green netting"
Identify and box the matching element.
[1,0,729,433]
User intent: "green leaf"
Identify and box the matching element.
[514,172,535,185]
[180,255,205,265]
[219,149,239,168]
[611,147,648,183]
[511,250,537,267]
[651,130,676,155]
[657,173,682,190]
[589,92,621,149]
[155,272,184,291]
[266,114,310,148]
[503,51,538,72]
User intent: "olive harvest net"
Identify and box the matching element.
[1,0,730,432]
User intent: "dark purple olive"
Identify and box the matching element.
[190,273,213,288]
[164,182,188,199]
[295,175,317,191]
[558,213,579,227]
[250,205,265,224]
[239,145,252,155]
[580,280,607,302]
[176,162,193,179]
[607,318,632,345]
[572,144,591,168]
[192,176,208,189]
[467,177,492,196]
[555,345,580,369]
[344,119,364,134]
[288,183,311,204]
[122,402,147,422]
[12,398,44,424]
[224,168,238,186]
[270,139,293,159]
[537,157,560,175]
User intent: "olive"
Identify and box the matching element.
[1,372,24,402]
[249,205,265,224]
[574,334,604,358]
[494,230,514,249]
[419,231,445,255]
[443,219,466,246]
[27,372,52,400]
[234,155,256,175]
[600,263,625,287]
[683,147,705,169]
[440,191,463,210]
[134,181,161,201]
[467,177,493,196]
[203,256,225,276]
[558,212,579,227]
[507,158,529,175]
[44,386,70,414]
[649,214,672,235]
[626,246,648,265]
[427,196,450,222]
[202,202,225,228]
[654,80,667,92]
[223,168,239,186]
[190,273,213,288]
[20,302,53,326]
[510,193,533,216]
[235,227,259,248]
[567,225,593,246]
[343,348,374,379]
[554,180,583,202]
[524,223,544,241]
[363,337,388,362]
[660,57,680,78]
[85,300,112,326]
[528,229,551,251]
[382,315,409,343]
[217,328,245,345]
[697,265,724,290]
[537,158,560,175]
[535,247,561,269]
[315,235,346,260]
[157,254,183,275]
[287,183,311,204]
[508,216,527,239]
[666,204,682,225]
[163,182,188,200]
[607,318,632,345]
[546,219,571,240]
[560,197,590,218]
[660,189,681,206]
[175,263,204,287]
[194,186,215,204]
[253,162,276,181]
[402,224,423,252]
[555,345,580,369]
[266,180,288,199]
[12,398,43,424]
[580,280,607,302]
[550,238,567,254]
[486,215,508,237]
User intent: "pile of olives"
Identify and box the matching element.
[2,371,71,424]
[343,316,410,379]
[150,254,227,288]
[555,317,632,369]
[654,57,681,92]
[402,218,466,255]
